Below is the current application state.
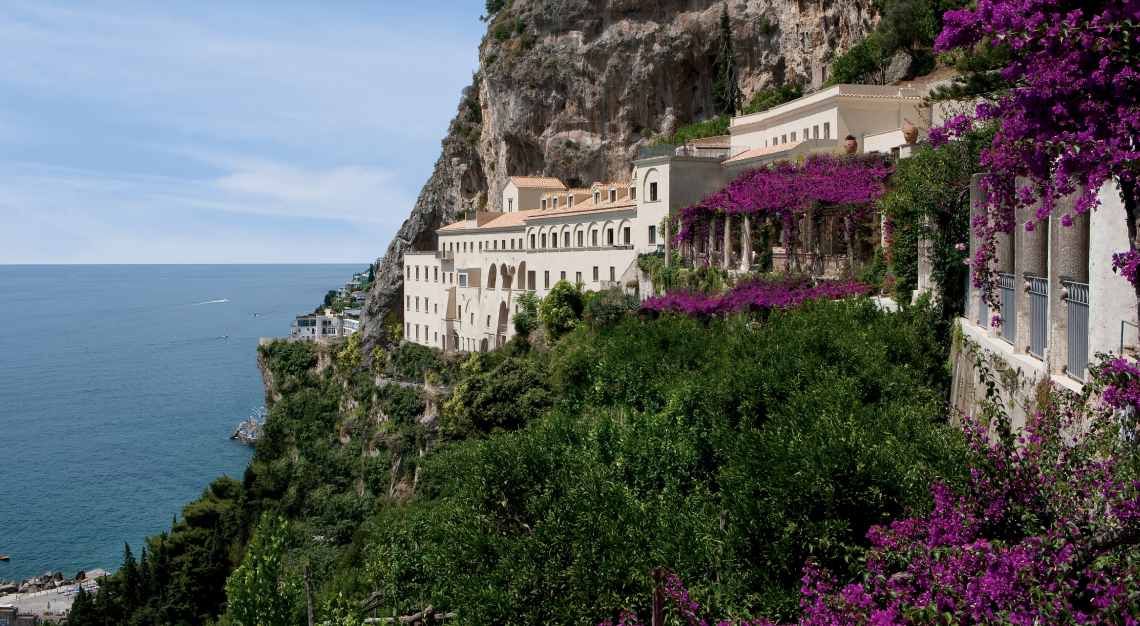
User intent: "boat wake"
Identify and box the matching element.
[192,299,230,306]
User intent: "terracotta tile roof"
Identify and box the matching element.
[525,198,636,220]
[438,210,540,233]
[509,176,567,190]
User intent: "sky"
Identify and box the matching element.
[0,1,486,263]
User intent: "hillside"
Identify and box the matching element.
[360,0,878,348]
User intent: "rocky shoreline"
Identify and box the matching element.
[0,568,107,596]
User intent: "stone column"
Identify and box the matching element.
[664,218,672,267]
[707,216,718,268]
[968,174,983,325]
[723,214,733,269]
[740,214,753,272]
[1013,179,1049,357]
[1048,193,1089,376]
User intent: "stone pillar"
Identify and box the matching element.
[707,216,718,268]
[723,214,733,269]
[740,214,753,272]
[1013,180,1049,357]
[664,218,672,267]
[968,174,984,326]
[1048,195,1088,376]
[914,215,936,304]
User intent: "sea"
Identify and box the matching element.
[0,264,362,581]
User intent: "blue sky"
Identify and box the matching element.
[0,2,486,263]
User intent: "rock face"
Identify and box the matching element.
[361,0,877,351]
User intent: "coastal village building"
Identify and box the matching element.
[290,310,358,342]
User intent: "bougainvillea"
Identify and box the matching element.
[674,155,892,245]
[1098,356,1140,415]
[640,277,869,318]
[600,396,1140,625]
[929,0,1140,300]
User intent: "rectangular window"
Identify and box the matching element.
[510,239,515,250]
[415,297,419,312]
[544,271,550,289]
[415,266,419,280]
[577,231,583,247]
[406,295,410,311]
[508,198,513,212]
[592,230,598,246]
[564,232,570,247]
[782,134,787,144]
[552,197,558,209]
[530,234,536,248]
[630,187,636,200]
[528,271,536,290]
[824,122,831,139]
[575,271,582,284]
[541,198,547,210]
[803,127,809,140]
[493,240,497,250]
[593,266,599,281]
[541,234,547,248]
[791,131,797,142]
[607,229,614,245]
[649,225,656,244]
[609,189,616,202]
[406,266,410,279]
[501,239,506,249]
[458,272,468,288]
[649,182,658,202]
[552,235,557,249]
[813,125,819,139]
[609,266,615,281]
[434,267,438,282]
[623,227,631,245]
[434,303,438,314]
[560,271,566,281]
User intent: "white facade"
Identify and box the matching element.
[290,310,357,342]
[402,83,952,352]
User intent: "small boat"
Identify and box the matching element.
[0,555,10,561]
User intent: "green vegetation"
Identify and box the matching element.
[539,279,584,340]
[828,0,967,85]
[878,124,993,312]
[653,116,730,146]
[73,280,965,626]
[712,6,742,116]
[742,83,802,115]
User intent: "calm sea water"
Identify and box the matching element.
[0,265,361,581]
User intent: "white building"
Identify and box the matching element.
[402,84,943,352]
[290,310,358,342]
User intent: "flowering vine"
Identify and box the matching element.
[929,0,1140,303]
[674,155,892,247]
[641,277,869,318]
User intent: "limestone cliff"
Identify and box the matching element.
[361,0,877,350]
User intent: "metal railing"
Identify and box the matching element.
[1027,275,1048,358]
[998,272,1017,344]
[1063,280,1089,382]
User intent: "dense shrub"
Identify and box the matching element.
[361,301,966,623]
[583,288,639,328]
[540,280,584,340]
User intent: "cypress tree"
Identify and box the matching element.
[712,5,742,116]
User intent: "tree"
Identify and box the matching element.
[367,263,375,284]
[930,1,1140,316]
[513,291,540,337]
[539,280,584,340]
[711,5,742,116]
[224,514,300,626]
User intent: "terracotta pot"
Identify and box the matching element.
[902,119,919,144]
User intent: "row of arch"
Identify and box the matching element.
[525,218,633,250]
[485,261,531,290]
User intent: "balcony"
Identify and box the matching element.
[1063,280,1089,381]
[998,272,1017,344]
[1026,275,1048,359]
